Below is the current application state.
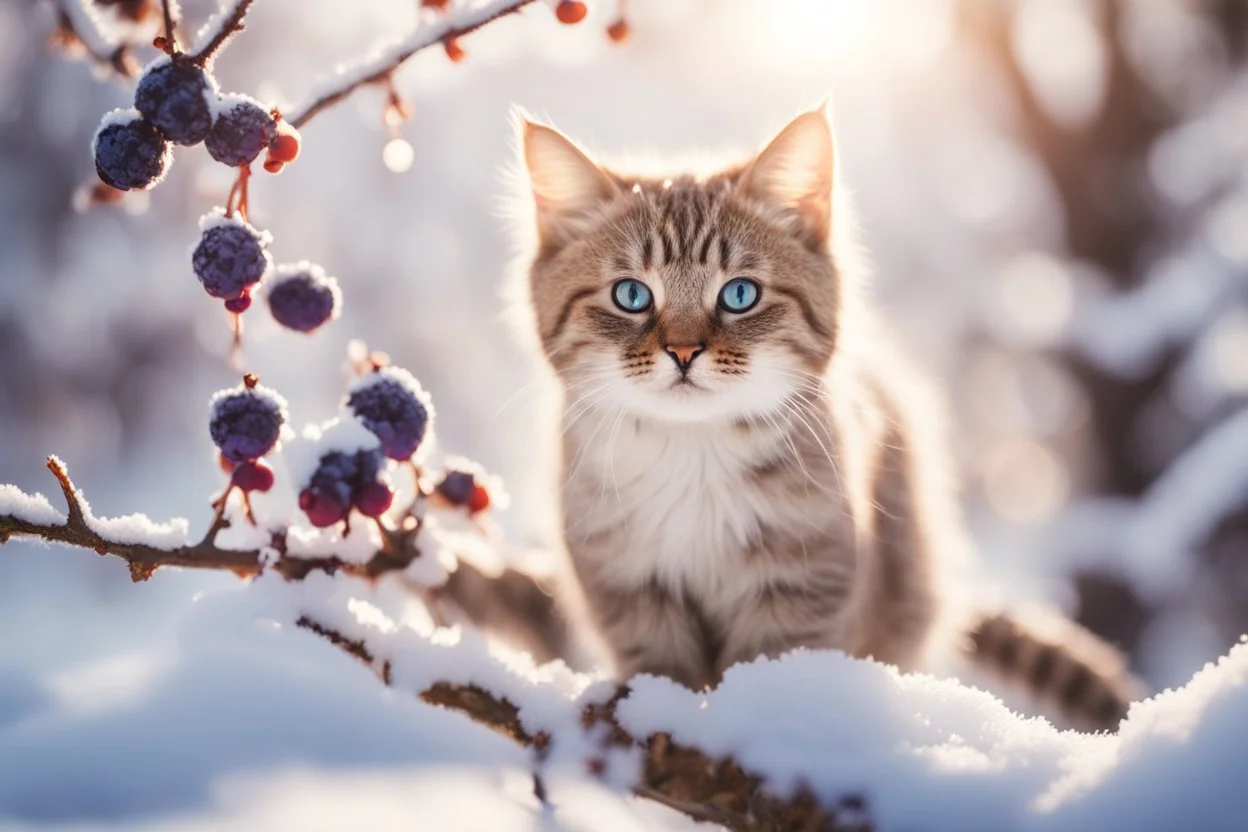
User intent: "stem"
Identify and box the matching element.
[161,0,178,53]
[189,0,257,67]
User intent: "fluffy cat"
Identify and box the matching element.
[455,106,1140,731]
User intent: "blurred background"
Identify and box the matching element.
[1,0,1246,697]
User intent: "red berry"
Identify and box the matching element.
[420,0,449,8]
[268,129,301,164]
[555,1,587,24]
[606,18,630,42]
[217,451,236,474]
[467,482,491,514]
[224,290,252,313]
[232,459,275,492]
[354,481,394,518]
[444,36,465,63]
[299,488,349,528]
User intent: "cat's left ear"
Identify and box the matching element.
[738,105,835,247]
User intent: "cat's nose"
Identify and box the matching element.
[664,343,705,372]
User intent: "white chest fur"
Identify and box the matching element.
[562,413,794,600]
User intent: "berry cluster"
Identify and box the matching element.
[93,57,301,192]
[202,355,470,536]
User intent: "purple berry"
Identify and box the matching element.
[299,451,357,528]
[266,263,342,333]
[93,109,172,191]
[346,368,434,461]
[437,471,476,505]
[134,59,218,146]
[192,210,273,300]
[208,379,288,463]
[205,96,277,166]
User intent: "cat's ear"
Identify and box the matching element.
[520,117,619,246]
[738,106,835,246]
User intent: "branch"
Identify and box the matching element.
[48,0,138,78]
[0,456,420,583]
[188,0,256,67]
[285,0,539,129]
[296,615,863,832]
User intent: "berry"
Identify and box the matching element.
[134,59,218,145]
[354,481,394,518]
[217,451,236,474]
[231,459,275,493]
[208,377,288,463]
[93,109,172,191]
[606,18,630,43]
[555,1,588,24]
[192,210,273,300]
[444,36,465,63]
[436,470,476,505]
[266,263,342,333]
[346,367,434,461]
[297,447,389,526]
[263,123,301,175]
[467,483,491,514]
[224,292,252,314]
[206,96,278,166]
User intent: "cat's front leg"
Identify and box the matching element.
[713,577,856,678]
[578,572,715,690]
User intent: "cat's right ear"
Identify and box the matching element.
[519,117,619,246]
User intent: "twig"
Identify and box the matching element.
[161,0,178,53]
[49,0,138,78]
[0,456,423,583]
[286,0,539,129]
[188,0,256,67]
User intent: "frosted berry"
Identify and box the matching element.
[298,449,374,528]
[208,377,287,463]
[555,1,588,24]
[134,59,218,145]
[346,367,434,461]
[193,210,272,300]
[436,471,476,506]
[206,96,278,166]
[467,483,491,514]
[266,263,342,333]
[93,110,171,191]
[231,459,275,493]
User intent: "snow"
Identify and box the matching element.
[197,206,273,244]
[206,90,269,122]
[92,106,143,137]
[190,0,253,57]
[2,567,1246,831]
[0,484,65,527]
[284,0,536,126]
[57,0,120,61]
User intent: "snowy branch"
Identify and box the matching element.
[295,614,859,832]
[285,0,540,129]
[48,0,139,78]
[188,0,256,66]
[0,456,420,582]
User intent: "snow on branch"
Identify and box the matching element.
[0,456,420,583]
[285,0,540,129]
[48,0,139,77]
[294,611,856,832]
[188,0,256,67]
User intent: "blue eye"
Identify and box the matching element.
[719,278,760,313]
[612,278,653,313]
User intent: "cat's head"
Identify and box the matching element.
[516,108,846,424]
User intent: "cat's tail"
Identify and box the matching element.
[962,610,1145,732]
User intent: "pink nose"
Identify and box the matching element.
[665,343,705,371]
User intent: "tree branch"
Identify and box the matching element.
[296,615,862,832]
[0,456,422,583]
[49,0,138,78]
[285,0,539,129]
[188,0,256,67]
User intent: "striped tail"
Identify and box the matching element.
[964,611,1145,732]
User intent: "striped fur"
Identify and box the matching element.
[966,613,1144,732]
[508,107,1141,731]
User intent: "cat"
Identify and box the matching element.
[448,105,1139,731]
